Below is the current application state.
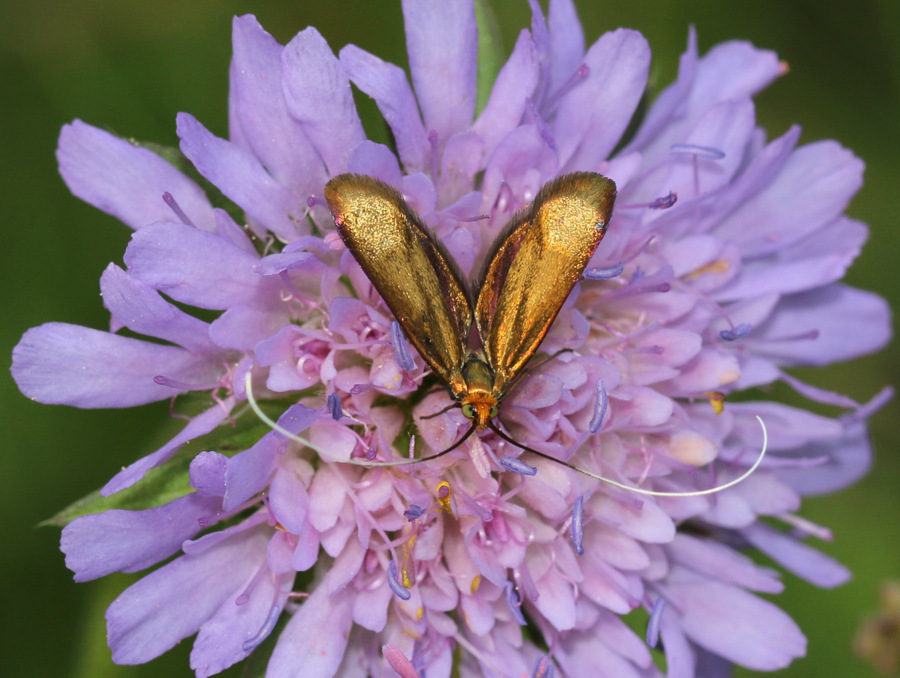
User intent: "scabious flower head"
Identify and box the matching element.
[11,1,892,676]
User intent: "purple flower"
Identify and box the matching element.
[11,1,892,676]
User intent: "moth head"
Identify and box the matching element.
[460,394,499,430]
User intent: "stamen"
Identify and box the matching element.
[604,266,674,300]
[846,385,894,424]
[235,564,268,606]
[705,391,726,415]
[306,194,326,210]
[781,513,834,541]
[626,345,665,356]
[646,597,666,648]
[404,504,425,522]
[720,323,751,341]
[499,456,537,476]
[260,494,278,528]
[436,481,454,514]
[586,378,607,433]
[669,144,726,197]
[470,575,481,594]
[768,328,820,342]
[456,213,491,223]
[504,581,527,626]
[571,495,585,555]
[620,235,657,265]
[525,98,558,151]
[584,262,625,280]
[649,191,678,209]
[382,644,420,678]
[162,192,195,226]
[532,654,555,678]
[670,143,726,159]
[545,63,590,115]
[241,604,281,653]
[153,375,216,391]
[326,392,343,421]
[391,321,416,371]
[428,129,440,181]
[387,560,412,600]
[684,259,730,281]
[618,191,678,210]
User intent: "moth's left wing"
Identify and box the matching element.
[325,174,473,397]
[475,172,616,395]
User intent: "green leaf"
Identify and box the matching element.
[41,413,278,528]
[41,448,194,528]
[475,0,505,116]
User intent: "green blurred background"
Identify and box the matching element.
[1,1,897,676]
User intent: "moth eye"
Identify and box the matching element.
[462,404,476,419]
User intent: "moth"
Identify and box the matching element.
[325,172,616,462]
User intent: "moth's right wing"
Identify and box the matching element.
[474,172,616,395]
[325,174,472,397]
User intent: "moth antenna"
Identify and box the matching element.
[245,372,474,468]
[502,348,573,396]
[246,375,767,494]
[419,401,460,420]
[488,417,769,498]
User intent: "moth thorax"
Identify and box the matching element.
[460,355,499,429]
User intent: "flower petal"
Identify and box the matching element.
[100,264,219,354]
[57,120,215,232]
[717,141,864,257]
[62,493,221,581]
[402,0,477,145]
[665,569,806,670]
[472,29,539,157]
[229,16,327,204]
[269,464,310,535]
[210,303,289,351]
[776,417,875,495]
[717,217,868,301]
[554,29,650,170]
[107,525,269,664]
[11,323,221,408]
[266,585,353,676]
[547,0,586,96]
[627,39,782,161]
[339,44,429,173]
[124,221,275,309]
[754,284,891,366]
[622,27,697,155]
[660,98,756,200]
[668,534,783,594]
[176,113,301,240]
[190,451,228,496]
[742,523,850,588]
[190,567,291,677]
[281,27,366,175]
